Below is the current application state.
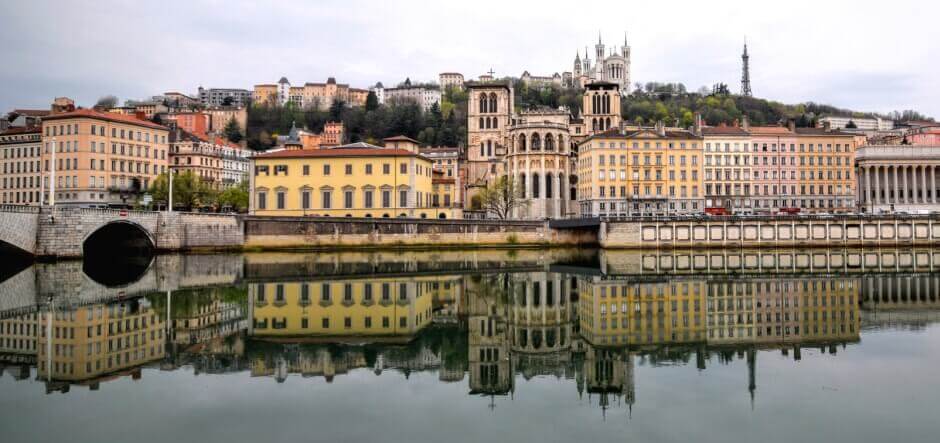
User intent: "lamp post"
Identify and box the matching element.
[167,167,174,214]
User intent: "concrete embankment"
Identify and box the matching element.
[599,214,940,249]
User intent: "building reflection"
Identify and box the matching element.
[1,268,939,410]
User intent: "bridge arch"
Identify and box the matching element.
[82,220,156,257]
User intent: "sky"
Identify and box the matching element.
[1,0,937,118]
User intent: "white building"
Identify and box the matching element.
[370,82,386,105]
[571,33,631,91]
[819,116,894,132]
[383,78,442,112]
[277,77,291,106]
[439,73,465,90]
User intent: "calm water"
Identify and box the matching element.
[1,248,940,443]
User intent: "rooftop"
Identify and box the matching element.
[42,108,169,130]
[254,143,427,160]
[701,126,750,136]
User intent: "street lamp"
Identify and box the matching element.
[167,166,175,213]
[49,137,56,207]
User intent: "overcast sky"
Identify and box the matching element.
[1,0,936,118]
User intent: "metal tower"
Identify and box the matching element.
[741,39,753,97]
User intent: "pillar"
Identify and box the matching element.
[932,165,937,204]
[874,165,881,206]
[922,166,928,204]
[902,165,909,204]
[892,165,899,204]
[864,166,871,207]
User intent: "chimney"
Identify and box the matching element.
[655,120,666,137]
[787,119,796,133]
[693,113,703,136]
[742,114,750,131]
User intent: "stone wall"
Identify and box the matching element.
[243,216,594,249]
[155,212,244,252]
[0,205,39,254]
[601,215,940,249]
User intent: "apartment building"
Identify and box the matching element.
[0,127,42,205]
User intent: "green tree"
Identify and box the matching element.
[217,180,249,212]
[365,91,379,111]
[223,117,243,143]
[149,171,217,210]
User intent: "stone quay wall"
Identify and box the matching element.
[243,216,595,249]
[600,215,940,249]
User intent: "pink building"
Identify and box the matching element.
[749,126,799,213]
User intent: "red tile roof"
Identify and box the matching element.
[701,126,749,136]
[383,135,421,143]
[11,109,51,117]
[254,147,426,160]
[42,108,169,130]
[0,127,41,135]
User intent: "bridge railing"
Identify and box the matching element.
[0,204,41,214]
[599,213,940,223]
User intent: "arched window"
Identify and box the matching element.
[519,173,526,198]
[489,93,498,113]
[605,117,611,130]
[557,135,564,153]
[493,118,498,129]
[570,186,577,201]
[480,143,484,157]
[545,134,555,151]
[531,133,541,151]
[479,93,487,113]
[532,173,540,198]
[486,140,492,157]
[592,94,598,114]
[485,117,491,129]
[479,117,484,129]
[519,134,527,152]
[592,119,598,132]
[545,174,553,198]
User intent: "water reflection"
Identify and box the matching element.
[2,249,939,406]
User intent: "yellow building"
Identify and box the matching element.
[250,142,437,218]
[578,277,707,347]
[248,277,434,342]
[577,123,704,216]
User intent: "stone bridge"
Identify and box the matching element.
[0,206,243,258]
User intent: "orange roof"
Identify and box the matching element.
[12,109,50,117]
[1,127,41,135]
[42,108,168,130]
[701,126,749,136]
[748,126,793,135]
[254,148,425,160]
[383,135,421,144]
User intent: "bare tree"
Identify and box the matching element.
[95,95,119,109]
[480,175,528,219]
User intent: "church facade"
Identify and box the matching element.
[569,33,631,92]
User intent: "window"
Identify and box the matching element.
[276,191,285,209]
[345,164,352,175]
[303,165,310,176]
[322,190,332,209]
[257,192,267,209]
[302,190,311,209]
[382,190,391,208]
[383,163,390,174]
[344,190,353,208]
[323,164,331,175]
[400,163,407,174]
[365,164,373,175]
[364,190,374,208]
[399,190,408,207]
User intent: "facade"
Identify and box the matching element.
[520,71,563,87]
[250,142,438,218]
[466,82,513,190]
[37,298,166,385]
[382,79,442,112]
[819,116,894,132]
[254,77,368,110]
[577,124,704,216]
[370,82,386,104]
[197,87,252,107]
[571,34,631,91]
[856,145,940,213]
[206,106,248,134]
[505,109,575,218]
[582,82,621,135]
[880,125,940,146]
[438,72,465,90]
[702,125,752,213]
[40,109,170,207]
[278,122,345,150]
[420,146,462,215]
[0,127,42,205]
[165,111,209,135]
[170,129,251,190]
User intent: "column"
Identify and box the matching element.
[874,165,881,206]
[922,166,928,204]
[932,165,937,204]
[892,165,899,204]
[902,166,909,204]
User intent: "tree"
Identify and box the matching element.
[329,100,347,121]
[223,117,243,143]
[149,171,217,210]
[365,91,379,111]
[845,120,858,129]
[479,175,528,219]
[217,180,249,212]
[95,95,118,109]
[221,96,235,106]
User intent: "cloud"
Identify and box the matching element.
[0,0,936,118]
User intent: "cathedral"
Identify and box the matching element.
[571,33,631,92]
